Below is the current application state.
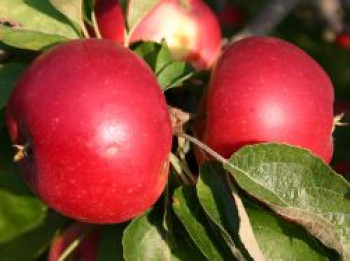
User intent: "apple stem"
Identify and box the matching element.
[178,133,228,165]
[231,0,301,42]
[91,11,102,39]
[58,238,81,261]
[168,106,193,135]
[81,25,90,39]
[179,0,190,10]
[57,227,93,261]
[80,13,90,39]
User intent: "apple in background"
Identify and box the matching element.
[197,36,334,163]
[95,0,125,44]
[128,0,222,70]
[48,222,99,261]
[335,33,350,50]
[6,39,172,224]
[218,4,245,29]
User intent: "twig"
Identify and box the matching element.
[318,0,343,33]
[232,0,302,42]
[177,133,228,165]
[168,106,193,135]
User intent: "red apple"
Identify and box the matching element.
[198,36,334,163]
[95,0,125,44]
[6,39,172,223]
[48,222,99,261]
[127,0,222,70]
[218,4,244,29]
[335,33,350,50]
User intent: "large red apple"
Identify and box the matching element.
[197,36,334,163]
[127,0,222,70]
[95,0,125,44]
[48,222,99,261]
[6,39,172,223]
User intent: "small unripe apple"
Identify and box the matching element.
[95,0,125,44]
[48,222,99,261]
[128,0,222,70]
[197,36,334,163]
[6,39,172,223]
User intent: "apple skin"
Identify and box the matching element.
[48,222,99,261]
[198,36,334,163]
[6,39,172,224]
[95,0,125,44]
[128,0,222,70]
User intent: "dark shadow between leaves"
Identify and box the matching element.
[201,162,253,260]
[0,128,33,196]
[180,186,235,260]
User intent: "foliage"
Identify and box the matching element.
[0,0,349,260]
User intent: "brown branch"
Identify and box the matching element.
[231,0,302,42]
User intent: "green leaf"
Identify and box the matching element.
[0,127,49,245]
[0,62,26,109]
[155,40,173,74]
[172,186,235,261]
[224,143,350,260]
[197,163,255,260]
[83,0,95,22]
[97,224,125,261]
[157,61,194,90]
[0,26,68,51]
[0,189,47,244]
[49,0,87,37]
[132,41,164,70]
[123,210,182,261]
[127,0,158,34]
[246,200,337,261]
[132,41,194,90]
[0,0,79,39]
[0,211,66,261]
